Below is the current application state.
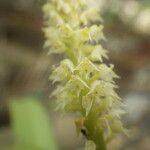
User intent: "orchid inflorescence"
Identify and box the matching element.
[43,0,126,149]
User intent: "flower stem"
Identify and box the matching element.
[84,112,106,150]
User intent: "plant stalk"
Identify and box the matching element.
[84,112,106,150]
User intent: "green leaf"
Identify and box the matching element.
[9,99,57,150]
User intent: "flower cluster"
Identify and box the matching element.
[43,0,126,149]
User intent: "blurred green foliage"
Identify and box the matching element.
[2,99,57,150]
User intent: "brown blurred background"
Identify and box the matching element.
[0,0,150,150]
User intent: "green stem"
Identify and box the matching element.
[84,113,106,150]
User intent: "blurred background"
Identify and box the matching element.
[0,0,149,150]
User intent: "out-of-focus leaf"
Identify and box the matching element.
[9,99,57,150]
[2,145,51,150]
